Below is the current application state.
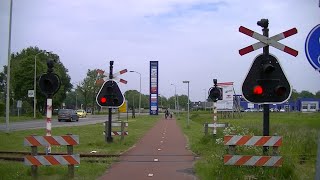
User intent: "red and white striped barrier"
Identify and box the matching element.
[239,26,298,56]
[24,135,79,146]
[25,155,80,166]
[224,135,283,167]
[103,131,129,136]
[112,131,128,136]
[224,155,283,167]
[224,135,282,147]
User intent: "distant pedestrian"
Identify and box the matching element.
[132,107,135,118]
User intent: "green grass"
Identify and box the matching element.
[0,115,160,180]
[176,111,320,180]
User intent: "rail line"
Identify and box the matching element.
[0,151,195,162]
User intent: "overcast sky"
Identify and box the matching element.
[0,0,319,101]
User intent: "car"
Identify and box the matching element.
[76,109,87,118]
[279,109,285,112]
[58,109,79,122]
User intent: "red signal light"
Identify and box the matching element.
[253,85,263,95]
[100,97,107,103]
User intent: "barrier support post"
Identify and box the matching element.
[228,145,236,155]
[121,121,125,141]
[67,133,74,178]
[31,145,38,179]
[204,123,208,136]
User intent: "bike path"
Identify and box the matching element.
[99,117,197,180]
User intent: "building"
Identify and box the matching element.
[239,97,320,112]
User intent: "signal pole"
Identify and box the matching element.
[107,61,114,143]
[258,19,270,154]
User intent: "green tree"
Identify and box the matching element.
[290,89,299,101]
[299,90,314,98]
[177,94,189,110]
[315,91,320,99]
[76,69,102,113]
[10,46,72,115]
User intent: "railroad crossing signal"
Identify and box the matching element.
[208,79,223,102]
[239,26,298,56]
[242,54,292,104]
[39,60,61,96]
[96,79,124,107]
[96,69,128,85]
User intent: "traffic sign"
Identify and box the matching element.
[305,24,320,71]
[28,90,34,97]
[239,26,298,56]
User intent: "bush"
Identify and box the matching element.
[0,102,4,116]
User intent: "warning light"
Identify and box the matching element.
[275,86,286,96]
[253,85,263,95]
[100,97,107,103]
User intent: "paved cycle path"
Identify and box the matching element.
[99,117,197,180]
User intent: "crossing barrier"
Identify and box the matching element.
[203,123,229,136]
[103,121,128,141]
[224,135,283,167]
[24,134,79,178]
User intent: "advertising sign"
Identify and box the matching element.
[217,82,234,110]
[149,61,159,115]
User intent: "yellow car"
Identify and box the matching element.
[76,109,87,118]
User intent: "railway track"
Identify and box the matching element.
[0,151,120,162]
[0,151,195,162]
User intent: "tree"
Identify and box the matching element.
[315,91,320,99]
[10,46,72,115]
[290,89,299,101]
[177,94,189,110]
[299,90,314,98]
[75,69,102,113]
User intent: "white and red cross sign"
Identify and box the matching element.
[239,26,298,57]
[96,69,128,85]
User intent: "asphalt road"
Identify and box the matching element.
[0,114,131,132]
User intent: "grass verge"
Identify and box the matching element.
[0,115,160,180]
[176,111,319,179]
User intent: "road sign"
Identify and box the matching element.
[119,101,127,113]
[239,26,298,56]
[305,24,320,71]
[28,90,34,97]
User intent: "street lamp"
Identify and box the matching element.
[158,94,163,107]
[129,70,141,115]
[170,84,178,114]
[183,81,190,127]
[34,50,48,119]
[204,89,207,111]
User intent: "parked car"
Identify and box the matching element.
[58,109,79,122]
[76,109,87,118]
[279,109,286,112]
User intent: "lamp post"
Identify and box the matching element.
[34,51,48,119]
[158,94,163,107]
[171,84,177,114]
[183,81,190,127]
[5,0,13,133]
[203,89,207,111]
[129,71,141,115]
